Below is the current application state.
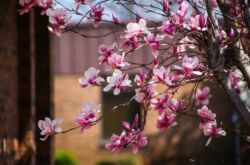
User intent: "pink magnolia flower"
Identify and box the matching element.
[229,70,241,86]
[125,19,148,39]
[122,114,139,132]
[167,98,184,112]
[177,1,189,18]
[135,84,156,105]
[106,114,147,154]
[229,28,235,41]
[134,89,146,104]
[38,117,63,141]
[98,43,116,64]
[145,33,165,56]
[37,0,53,15]
[152,94,185,114]
[105,131,128,154]
[169,71,184,84]
[134,69,147,86]
[120,36,139,49]
[228,70,243,93]
[151,93,170,114]
[163,0,170,12]
[172,14,184,27]
[124,114,148,154]
[79,67,105,87]
[103,69,132,95]
[173,55,200,77]
[203,121,226,146]
[189,13,207,31]
[18,0,36,15]
[106,129,147,154]
[162,20,175,36]
[112,14,119,24]
[129,131,148,154]
[90,5,104,28]
[182,55,199,73]
[46,8,70,36]
[75,102,101,132]
[195,87,211,105]
[197,105,216,129]
[153,67,172,85]
[157,112,177,132]
[107,52,128,68]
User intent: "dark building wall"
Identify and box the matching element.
[34,10,54,165]
[17,10,36,165]
[0,0,18,164]
[52,27,152,75]
[0,1,54,164]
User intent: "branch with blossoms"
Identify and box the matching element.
[19,0,250,154]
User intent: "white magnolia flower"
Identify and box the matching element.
[79,67,105,87]
[103,69,132,95]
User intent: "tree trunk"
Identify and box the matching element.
[0,0,18,164]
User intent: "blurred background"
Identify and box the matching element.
[0,0,250,165]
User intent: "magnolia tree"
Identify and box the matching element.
[19,0,250,154]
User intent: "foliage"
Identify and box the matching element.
[54,150,77,165]
[96,155,136,165]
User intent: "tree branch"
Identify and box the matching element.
[233,41,250,89]
[216,74,250,126]
[206,0,250,126]
[216,0,250,89]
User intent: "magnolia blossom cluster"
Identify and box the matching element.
[29,0,249,154]
[90,5,104,28]
[19,0,71,36]
[195,87,211,105]
[75,102,101,132]
[152,93,185,131]
[46,8,70,36]
[19,0,52,15]
[161,1,207,35]
[105,115,148,154]
[79,67,132,95]
[19,0,105,36]
[198,106,226,146]
[195,87,226,146]
[98,43,128,68]
[38,102,101,140]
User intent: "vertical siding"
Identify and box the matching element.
[53,26,153,75]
